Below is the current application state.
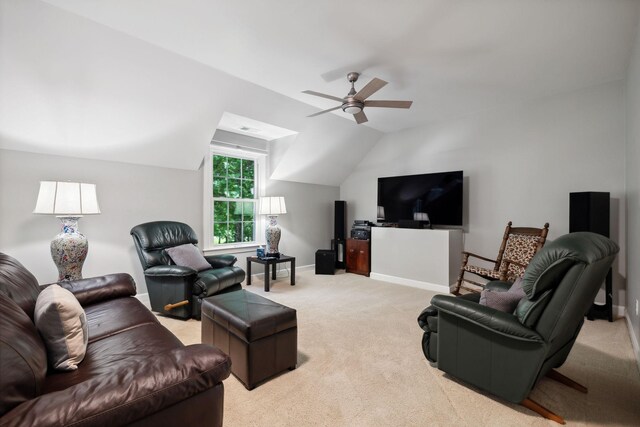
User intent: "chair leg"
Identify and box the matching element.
[453,254,470,295]
[453,270,464,295]
[521,398,565,425]
[547,369,588,393]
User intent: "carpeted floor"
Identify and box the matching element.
[157,269,640,426]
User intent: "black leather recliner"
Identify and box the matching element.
[131,221,245,319]
[418,232,619,424]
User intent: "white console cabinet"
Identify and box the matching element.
[370,227,462,293]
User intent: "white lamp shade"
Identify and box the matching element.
[33,181,101,215]
[377,206,385,219]
[259,196,287,215]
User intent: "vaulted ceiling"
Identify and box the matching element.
[1,0,639,185]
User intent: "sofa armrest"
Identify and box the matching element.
[204,254,237,269]
[52,273,136,306]
[0,344,231,427]
[431,294,542,342]
[145,265,197,277]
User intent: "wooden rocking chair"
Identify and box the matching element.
[453,221,550,295]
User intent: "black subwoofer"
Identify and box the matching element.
[315,250,336,275]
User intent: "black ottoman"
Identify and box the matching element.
[201,290,297,390]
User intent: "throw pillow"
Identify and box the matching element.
[165,243,211,272]
[34,284,88,371]
[508,277,526,297]
[479,278,526,313]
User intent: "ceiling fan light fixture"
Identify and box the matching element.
[303,72,412,124]
[342,99,364,115]
[343,105,362,115]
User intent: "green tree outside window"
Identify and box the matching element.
[212,155,256,245]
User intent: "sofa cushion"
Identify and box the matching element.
[0,294,47,417]
[131,221,199,251]
[83,297,159,344]
[5,345,230,427]
[166,244,211,272]
[44,322,183,393]
[57,273,137,306]
[130,221,199,270]
[35,285,89,371]
[519,232,618,299]
[0,253,41,320]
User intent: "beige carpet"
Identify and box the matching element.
[157,270,640,426]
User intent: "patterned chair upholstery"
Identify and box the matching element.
[453,221,549,294]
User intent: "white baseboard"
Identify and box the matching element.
[625,312,640,375]
[135,292,151,309]
[369,272,450,294]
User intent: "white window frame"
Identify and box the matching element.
[203,145,266,252]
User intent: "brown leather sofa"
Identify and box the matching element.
[0,253,231,427]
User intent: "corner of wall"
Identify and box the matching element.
[625,312,640,374]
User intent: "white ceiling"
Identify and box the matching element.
[0,0,383,185]
[217,112,298,142]
[1,1,639,187]
[41,0,640,133]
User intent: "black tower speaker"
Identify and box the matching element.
[334,200,346,240]
[570,192,612,321]
[334,201,346,268]
[569,192,610,237]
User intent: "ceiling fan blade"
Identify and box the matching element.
[354,78,387,101]
[307,105,343,118]
[302,90,344,103]
[354,110,368,124]
[365,100,413,109]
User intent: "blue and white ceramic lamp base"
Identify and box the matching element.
[51,216,88,281]
[265,215,281,256]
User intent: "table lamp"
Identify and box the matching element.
[259,196,286,258]
[33,181,101,281]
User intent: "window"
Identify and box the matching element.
[211,154,257,245]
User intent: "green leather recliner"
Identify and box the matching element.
[131,221,245,320]
[418,232,619,424]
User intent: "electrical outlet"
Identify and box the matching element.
[636,299,639,316]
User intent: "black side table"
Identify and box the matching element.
[246,255,296,292]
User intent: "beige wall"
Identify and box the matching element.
[625,9,640,366]
[341,81,627,309]
[0,148,339,293]
[0,148,203,291]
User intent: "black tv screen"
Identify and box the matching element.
[377,171,463,226]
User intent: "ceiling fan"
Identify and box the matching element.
[302,72,412,124]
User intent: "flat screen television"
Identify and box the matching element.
[377,171,463,226]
